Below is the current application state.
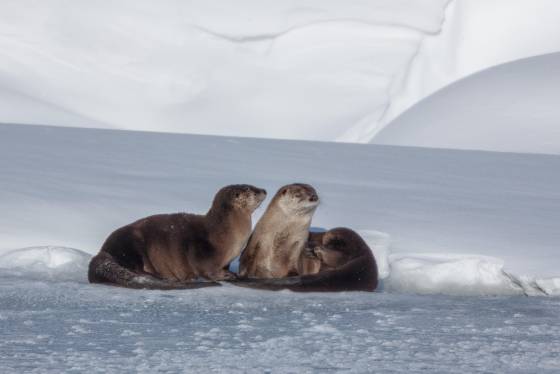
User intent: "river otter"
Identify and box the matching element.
[232,228,378,292]
[238,183,319,278]
[88,184,266,289]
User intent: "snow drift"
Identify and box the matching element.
[0,246,90,282]
[0,0,449,141]
[373,53,560,154]
[2,0,560,147]
[0,232,554,296]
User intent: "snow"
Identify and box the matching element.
[1,123,559,297]
[373,53,560,154]
[2,2,560,371]
[0,0,449,141]
[385,254,520,296]
[380,0,560,132]
[2,1,560,147]
[0,246,90,283]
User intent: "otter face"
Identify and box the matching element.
[276,183,319,215]
[313,245,348,268]
[217,184,267,212]
[233,184,267,212]
[312,228,359,268]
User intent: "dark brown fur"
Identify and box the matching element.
[88,184,266,289]
[232,228,378,292]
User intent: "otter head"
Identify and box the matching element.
[309,228,366,268]
[213,184,267,214]
[274,183,319,216]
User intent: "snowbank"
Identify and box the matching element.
[385,254,520,296]
[380,0,560,134]
[0,231,557,296]
[1,242,558,297]
[0,246,91,282]
[0,0,448,141]
[373,53,560,154]
[2,1,559,146]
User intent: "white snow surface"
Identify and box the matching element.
[1,123,559,297]
[2,0,560,147]
[381,0,560,132]
[0,0,449,141]
[0,246,90,283]
[373,53,560,154]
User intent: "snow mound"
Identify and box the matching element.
[535,278,560,297]
[0,246,91,283]
[373,53,560,154]
[386,254,522,296]
[385,253,560,296]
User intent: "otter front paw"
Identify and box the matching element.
[205,270,238,281]
[219,270,239,281]
[303,247,319,259]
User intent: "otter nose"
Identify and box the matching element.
[309,193,318,202]
[259,188,267,196]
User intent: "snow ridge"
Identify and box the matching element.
[341,0,454,142]
[1,241,558,297]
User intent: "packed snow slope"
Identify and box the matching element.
[1,123,559,296]
[2,0,560,145]
[0,0,450,141]
[373,53,560,155]
[381,0,560,131]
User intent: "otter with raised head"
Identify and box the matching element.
[232,228,378,292]
[88,184,266,289]
[239,183,319,278]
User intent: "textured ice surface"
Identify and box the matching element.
[0,277,559,373]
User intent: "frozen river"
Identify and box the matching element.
[1,276,559,373]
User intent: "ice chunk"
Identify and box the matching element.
[385,253,523,296]
[0,246,91,283]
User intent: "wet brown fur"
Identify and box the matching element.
[88,184,266,289]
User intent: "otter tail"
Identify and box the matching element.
[228,256,378,292]
[88,252,220,290]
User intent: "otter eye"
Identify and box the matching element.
[235,192,240,198]
[282,189,287,195]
